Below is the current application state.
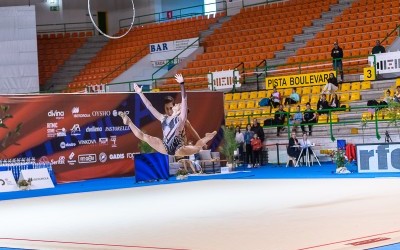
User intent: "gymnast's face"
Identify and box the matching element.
[164,102,174,116]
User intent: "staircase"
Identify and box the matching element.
[43,35,108,92]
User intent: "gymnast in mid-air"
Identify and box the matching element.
[119,74,216,156]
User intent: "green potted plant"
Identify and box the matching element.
[18,178,32,191]
[175,168,189,180]
[328,149,350,174]
[219,126,238,169]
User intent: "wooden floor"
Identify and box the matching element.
[1,178,400,250]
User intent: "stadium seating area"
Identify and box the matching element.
[37,32,92,85]
[67,15,221,91]
[159,0,338,91]
[223,80,375,128]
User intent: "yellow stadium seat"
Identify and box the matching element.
[330,114,338,123]
[261,108,270,116]
[257,90,267,98]
[311,85,321,95]
[241,92,250,100]
[340,93,350,102]
[351,92,361,101]
[246,101,255,109]
[253,110,261,117]
[340,83,351,92]
[310,95,319,105]
[396,78,400,86]
[352,82,361,90]
[318,114,328,123]
[302,87,311,95]
[244,110,253,117]
[224,103,230,110]
[225,93,233,101]
[227,111,235,117]
[233,93,241,100]
[236,110,244,117]
[361,81,371,89]
[249,91,258,99]
[238,101,246,109]
[283,88,292,96]
[229,102,238,110]
[301,95,310,104]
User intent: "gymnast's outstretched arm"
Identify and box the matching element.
[133,83,164,121]
[175,74,187,125]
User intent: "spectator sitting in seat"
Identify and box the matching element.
[289,105,303,132]
[317,94,330,121]
[394,86,400,103]
[275,104,287,137]
[372,40,386,54]
[284,87,300,105]
[321,73,339,96]
[287,131,300,166]
[329,93,340,110]
[270,86,281,109]
[301,102,317,136]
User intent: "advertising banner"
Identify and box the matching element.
[265,71,335,90]
[19,168,54,190]
[0,92,224,183]
[0,171,18,192]
[208,70,241,91]
[150,38,199,67]
[357,143,400,173]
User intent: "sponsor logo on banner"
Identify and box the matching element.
[0,171,18,192]
[56,128,67,137]
[39,156,50,163]
[208,70,241,91]
[265,71,335,89]
[67,152,76,165]
[60,142,76,149]
[78,154,97,164]
[71,124,81,136]
[19,169,54,190]
[50,156,65,165]
[78,139,97,145]
[357,143,400,173]
[109,153,125,160]
[99,137,109,145]
[92,110,111,117]
[72,107,91,118]
[99,152,108,163]
[86,126,102,133]
[112,110,130,117]
[110,136,117,148]
[105,126,130,132]
[47,123,58,137]
[126,153,135,159]
[48,110,64,120]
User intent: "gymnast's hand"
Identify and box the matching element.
[174,74,184,84]
[133,83,142,93]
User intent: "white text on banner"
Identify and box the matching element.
[208,70,241,91]
[265,71,335,90]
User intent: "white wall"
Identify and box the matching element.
[0,6,39,94]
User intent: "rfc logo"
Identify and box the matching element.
[78,154,97,164]
[70,124,81,136]
[71,107,91,118]
[48,110,64,120]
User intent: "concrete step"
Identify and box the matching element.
[64,60,88,66]
[303,26,324,34]
[312,18,332,27]
[275,50,296,59]
[266,58,286,66]
[284,42,305,50]
[293,33,314,43]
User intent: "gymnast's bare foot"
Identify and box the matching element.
[118,111,131,125]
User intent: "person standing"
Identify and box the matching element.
[251,118,265,164]
[235,126,244,163]
[331,42,344,82]
[250,133,262,167]
[372,40,386,54]
[243,124,254,168]
[301,103,317,136]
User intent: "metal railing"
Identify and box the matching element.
[37,22,95,34]
[119,1,227,29]
[381,23,400,45]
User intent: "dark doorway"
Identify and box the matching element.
[97,12,107,35]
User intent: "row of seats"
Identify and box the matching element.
[37,31,93,39]
[67,15,220,90]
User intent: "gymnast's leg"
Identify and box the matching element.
[119,112,167,154]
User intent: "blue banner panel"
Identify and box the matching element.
[134,153,169,182]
